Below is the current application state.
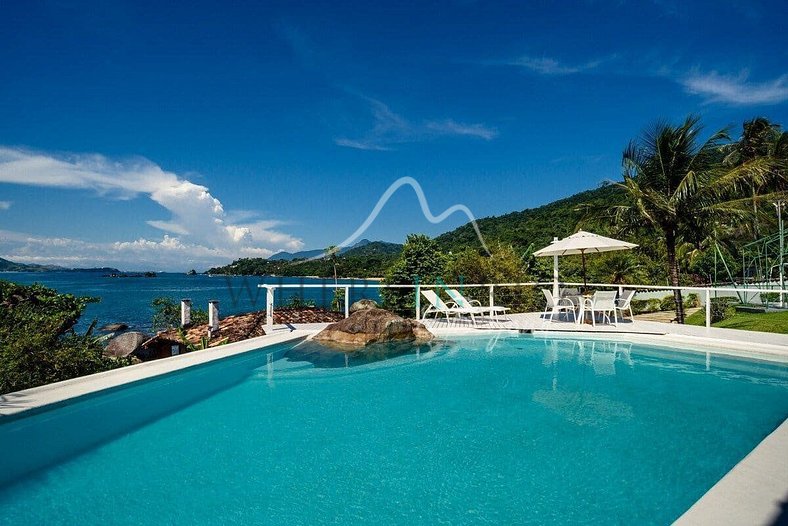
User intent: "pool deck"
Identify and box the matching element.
[2,314,786,524]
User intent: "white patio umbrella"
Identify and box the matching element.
[533,230,638,294]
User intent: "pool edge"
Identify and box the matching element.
[0,329,309,420]
[674,417,788,526]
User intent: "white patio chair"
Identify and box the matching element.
[588,291,618,326]
[445,289,511,324]
[615,290,636,321]
[560,287,580,298]
[420,289,476,326]
[561,288,582,312]
[541,289,576,323]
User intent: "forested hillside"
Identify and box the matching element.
[208,241,402,278]
[435,184,625,254]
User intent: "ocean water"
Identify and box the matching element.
[0,334,786,525]
[1,272,382,331]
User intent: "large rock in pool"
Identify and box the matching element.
[105,331,150,358]
[349,298,378,314]
[313,308,433,347]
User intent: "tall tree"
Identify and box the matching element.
[381,234,446,315]
[612,115,773,323]
[723,118,788,237]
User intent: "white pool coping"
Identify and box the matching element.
[0,329,309,419]
[674,418,788,525]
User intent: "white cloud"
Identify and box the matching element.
[0,147,304,269]
[336,97,497,151]
[507,55,608,75]
[0,200,11,210]
[681,70,788,105]
[0,229,278,271]
[334,138,392,151]
[424,119,498,140]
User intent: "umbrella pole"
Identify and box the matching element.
[582,251,588,293]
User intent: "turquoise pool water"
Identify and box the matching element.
[1,334,787,525]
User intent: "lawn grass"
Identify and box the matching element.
[684,308,788,334]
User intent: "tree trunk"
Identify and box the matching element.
[665,230,685,323]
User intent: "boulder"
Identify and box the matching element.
[349,298,379,314]
[105,331,150,358]
[313,308,433,348]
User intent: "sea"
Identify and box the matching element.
[1,272,383,333]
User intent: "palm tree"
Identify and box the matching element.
[612,115,773,323]
[723,118,788,237]
[325,245,339,286]
[324,245,343,311]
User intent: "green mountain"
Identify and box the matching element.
[268,239,370,261]
[435,183,624,254]
[0,257,121,274]
[0,258,62,272]
[209,186,627,278]
[342,241,402,258]
[208,240,403,278]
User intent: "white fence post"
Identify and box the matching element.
[266,286,274,332]
[208,300,219,333]
[344,285,350,318]
[415,283,421,320]
[705,288,711,329]
[489,285,494,316]
[180,298,191,327]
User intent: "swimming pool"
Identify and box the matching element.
[1,334,786,524]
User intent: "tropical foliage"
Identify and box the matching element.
[381,234,447,315]
[445,244,542,312]
[208,241,401,278]
[151,297,208,331]
[0,280,129,394]
[603,115,786,322]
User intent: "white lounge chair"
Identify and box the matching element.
[420,289,477,325]
[541,289,576,323]
[445,289,511,324]
[588,291,618,326]
[615,290,636,320]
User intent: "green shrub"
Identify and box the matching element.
[630,299,648,314]
[151,297,179,330]
[709,297,736,323]
[152,297,207,330]
[330,288,345,312]
[683,293,700,308]
[381,234,446,316]
[284,294,316,309]
[760,292,780,304]
[191,308,208,325]
[0,280,130,395]
[659,295,677,311]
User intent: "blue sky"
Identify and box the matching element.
[0,0,786,270]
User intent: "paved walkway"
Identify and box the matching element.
[634,306,701,323]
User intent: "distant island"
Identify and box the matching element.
[104,271,157,278]
[0,257,121,274]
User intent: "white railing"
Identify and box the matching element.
[258,281,788,331]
